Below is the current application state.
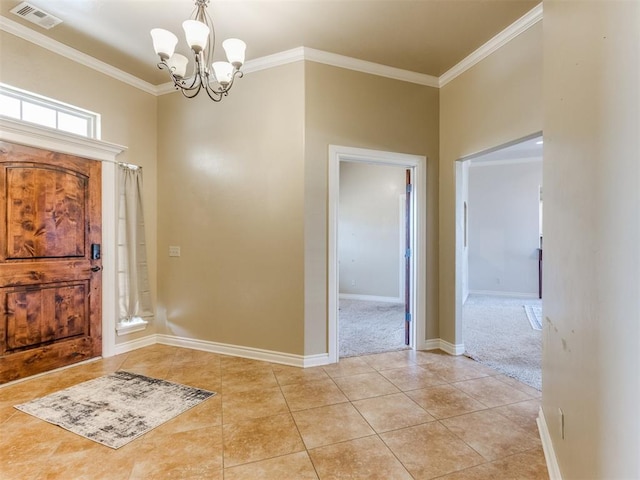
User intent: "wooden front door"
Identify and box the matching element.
[0,141,102,384]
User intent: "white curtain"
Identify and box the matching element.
[118,164,153,323]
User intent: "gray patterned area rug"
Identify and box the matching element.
[14,371,215,449]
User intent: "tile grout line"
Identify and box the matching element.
[274,364,322,480]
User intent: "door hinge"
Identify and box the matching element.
[406,183,413,194]
[405,312,412,322]
[405,248,412,258]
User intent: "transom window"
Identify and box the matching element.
[0,83,100,139]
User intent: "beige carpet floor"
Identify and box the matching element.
[463,294,542,390]
[339,299,409,357]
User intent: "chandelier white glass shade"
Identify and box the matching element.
[150,0,246,101]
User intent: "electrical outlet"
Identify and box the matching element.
[169,246,181,257]
[351,280,356,287]
[559,408,565,439]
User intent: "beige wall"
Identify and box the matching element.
[439,22,543,344]
[468,160,543,296]
[0,31,158,345]
[543,1,640,477]
[157,61,439,357]
[156,62,306,354]
[339,163,406,299]
[304,62,440,354]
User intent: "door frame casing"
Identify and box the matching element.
[0,118,125,358]
[454,131,543,351]
[328,145,426,363]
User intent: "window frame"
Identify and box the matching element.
[0,83,100,139]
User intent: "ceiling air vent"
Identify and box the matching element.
[10,2,62,30]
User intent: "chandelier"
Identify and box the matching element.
[150,0,246,101]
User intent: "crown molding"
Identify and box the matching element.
[2,3,542,96]
[156,46,437,95]
[0,15,158,96]
[154,82,178,96]
[303,47,439,88]
[243,47,306,75]
[155,47,307,95]
[439,3,543,87]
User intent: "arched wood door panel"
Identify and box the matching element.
[0,141,102,384]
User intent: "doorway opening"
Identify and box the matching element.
[328,145,426,364]
[456,133,543,390]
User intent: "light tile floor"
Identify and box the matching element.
[0,345,549,479]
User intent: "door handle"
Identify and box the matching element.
[90,266,102,272]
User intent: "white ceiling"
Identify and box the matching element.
[0,0,539,85]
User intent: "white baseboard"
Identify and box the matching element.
[421,339,441,350]
[156,334,331,368]
[113,334,157,355]
[468,289,539,299]
[339,293,403,303]
[437,339,466,355]
[538,407,563,480]
[302,353,331,367]
[112,333,469,369]
[418,338,465,355]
